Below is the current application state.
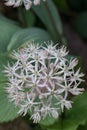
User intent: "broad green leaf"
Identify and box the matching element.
[62,92,87,130]
[0,15,21,52]
[39,115,57,126]
[0,53,16,82]
[7,28,51,51]
[48,119,84,130]
[0,53,10,82]
[47,119,62,130]
[62,118,85,130]
[0,83,19,122]
[77,122,87,130]
[47,92,87,130]
[32,0,67,45]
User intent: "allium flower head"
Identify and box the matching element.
[4,42,84,123]
[4,0,46,10]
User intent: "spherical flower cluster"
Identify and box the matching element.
[4,42,84,123]
[4,0,46,10]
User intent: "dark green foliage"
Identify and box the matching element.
[75,12,87,39]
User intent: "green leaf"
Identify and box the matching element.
[77,122,87,130]
[7,28,51,51]
[0,53,10,82]
[62,92,87,130]
[23,11,35,27]
[0,15,21,52]
[0,83,19,122]
[47,119,62,130]
[75,12,87,39]
[63,119,85,130]
[39,115,57,126]
[47,92,87,130]
[32,0,67,45]
[18,8,35,27]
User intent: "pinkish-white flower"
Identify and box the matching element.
[4,42,84,123]
[4,0,46,10]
